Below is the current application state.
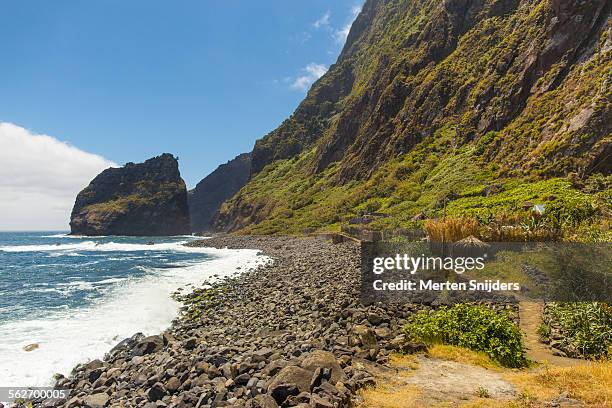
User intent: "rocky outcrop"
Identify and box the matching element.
[70,153,191,236]
[188,153,251,232]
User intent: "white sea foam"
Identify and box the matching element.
[40,234,199,239]
[0,247,271,386]
[40,234,107,239]
[0,240,206,253]
[56,281,97,291]
[94,277,128,285]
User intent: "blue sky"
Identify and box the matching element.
[0,0,361,188]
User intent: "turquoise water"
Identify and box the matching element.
[0,232,266,386]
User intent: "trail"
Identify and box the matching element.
[354,355,516,407]
[518,300,586,367]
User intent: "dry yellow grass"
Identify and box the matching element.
[388,353,420,370]
[459,400,525,408]
[504,361,612,407]
[425,217,480,242]
[359,384,423,408]
[358,355,421,407]
[428,344,502,370]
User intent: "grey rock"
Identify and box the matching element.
[235,373,251,386]
[300,351,346,384]
[83,393,109,408]
[133,335,164,356]
[147,382,167,402]
[245,394,279,408]
[268,366,312,394]
[268,383,299,405]
[166,376,181,393]
[309,395,334,408]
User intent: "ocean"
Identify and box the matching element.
[0,232,267,387]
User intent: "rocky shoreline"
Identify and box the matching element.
[41,235,417,408]
[41,235,517,408]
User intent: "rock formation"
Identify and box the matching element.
[188,153,251,232]
[70,153,191,236]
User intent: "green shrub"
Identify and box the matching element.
[404,304,528,368]
[542,302,612,359]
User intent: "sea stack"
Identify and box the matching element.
[70,153,191,236]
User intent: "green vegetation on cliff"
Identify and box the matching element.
[216,0,611,236]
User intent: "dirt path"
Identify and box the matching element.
[355,355,516,407]
[518,300,585,367]
[403,356,515,405]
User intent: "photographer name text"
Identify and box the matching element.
[372,279,520,292]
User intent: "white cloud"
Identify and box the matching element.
[290,63,328,92]
[0,122,117,230]
[334,5,362,45]
[313,11,331,29]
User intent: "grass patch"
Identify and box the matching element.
[428,344,502,370]
[504,361,612,407]
[388,353,420,371]
[476,386,491,398]
[358,384,423,408]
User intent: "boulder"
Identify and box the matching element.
[269,384,299,405]
[299,351,346,384]
[184,337,197,350]
[246,394,280,408]
[263,359,288,377]
[268,365,313,403]
[132,335,164,356]
[23,343,39,352]
[166,376,181,393]
[83,393,109,408]
[352,325,377,348]
[105,333,144,360]
[310,395,334,408]
[146,382,167,402]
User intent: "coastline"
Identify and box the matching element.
[0,235,266,389]
[29,235,605,408]
[44,235,413,408]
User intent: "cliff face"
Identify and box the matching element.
[70,154,191,236]
[216,0,611,234]
[188,153,251,232]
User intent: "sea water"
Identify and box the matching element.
[0,232,267,386]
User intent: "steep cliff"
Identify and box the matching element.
[188,153,251,232]
[70,153,191,236]
[216,0,611,234]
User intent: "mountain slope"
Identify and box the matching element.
[216,0,611,234]
[188,153,251,232]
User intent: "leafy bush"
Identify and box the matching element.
[404,304,528,367]
[541,302,612,360]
